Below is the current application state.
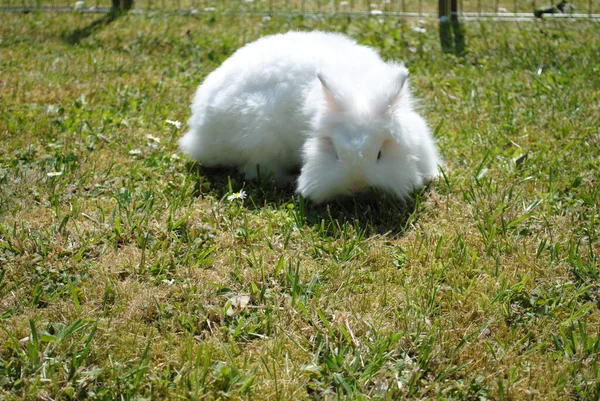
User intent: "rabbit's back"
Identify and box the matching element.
[180,31,387,176]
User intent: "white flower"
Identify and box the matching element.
[204,7,215,12]
[170,153,180,160]
[165,119,182,129]
[410,26,427,34]
[339,1,349,6]
[47,171,63,177]
[245,0,254,2]
[262,15,271,22]
[370,3,378,7]
[129,148,142,155]
[46,105,59,114]
[145,134,161,143]
[227,190,247,201]
[498,7,508,12]
[190,8,199,14]
[74,1,84,10]
[226,295,250,316]
[370,9,383,15]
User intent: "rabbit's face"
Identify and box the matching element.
[296,69,425,203]
[297,113,421,203]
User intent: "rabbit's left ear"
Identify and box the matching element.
[387,67,408,109]
[318,73,343,113]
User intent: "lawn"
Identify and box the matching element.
[3,0,600,14]
[1,8,599,400]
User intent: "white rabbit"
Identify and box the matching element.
[179,31,441,203]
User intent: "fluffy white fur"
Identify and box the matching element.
[179,31,441,203]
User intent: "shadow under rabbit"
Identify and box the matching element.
[186,162,431,237]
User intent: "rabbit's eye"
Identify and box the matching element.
[378,139,395,162]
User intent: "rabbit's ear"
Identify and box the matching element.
[374,66,408,118]
[317,73,342,113]
[387,67,408,109]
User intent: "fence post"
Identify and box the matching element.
[451,0,465,55]
[112,0,133,11]
[439,0,465,55]
[439,0,453,53]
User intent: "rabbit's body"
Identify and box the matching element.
[180,31,441,202]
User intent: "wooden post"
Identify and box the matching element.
[439,0,466,55]
[450,0,465,55]
[439,0,453,53]
[112,0,133,11]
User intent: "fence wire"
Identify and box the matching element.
[1,0,599,19]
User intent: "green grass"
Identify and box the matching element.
[1,9,599,400]
[6,0,593,14]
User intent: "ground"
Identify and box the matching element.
[0,9,599,400]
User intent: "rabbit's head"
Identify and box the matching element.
[297,65,432,203]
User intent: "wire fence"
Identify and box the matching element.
[1,0,599,19]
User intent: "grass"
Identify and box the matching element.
[1,8,599,400]
[4,0,599,15]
